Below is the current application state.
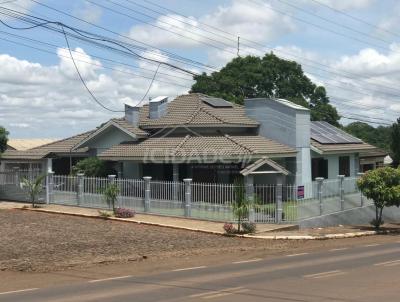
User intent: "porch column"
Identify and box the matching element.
[47,158,53,173]
[244,175,255,223]
[275,175,283,224]
[173,164,179,201]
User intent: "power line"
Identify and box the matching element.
[29,0,218,72]
[276,0,393,45]
[0,29,194,82]
[61,24,124,113]
[117,0,400,101]
[0,34,192,89]
[250,0,399,55]
[0,7,200,76]
[309,0,400,39]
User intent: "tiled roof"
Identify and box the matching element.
[138,93,259,128]
[99,135,295,161]
[7,139,58,151]
[111,118,148,136]
[311,139,377,154]
[359,148,388,158]
[1,130,95,160]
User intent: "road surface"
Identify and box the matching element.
[2,239,400,301]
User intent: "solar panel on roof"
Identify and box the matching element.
[311,121,362,144]
[201,97,233,108]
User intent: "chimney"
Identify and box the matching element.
[149,96,168,119]
[125,104,140,126]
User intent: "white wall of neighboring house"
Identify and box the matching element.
[244,98,312,187]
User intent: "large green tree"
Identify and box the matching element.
[191,53,340,126]
[344,122,391,151]
[391,118,400,165]
[0,126,9,153]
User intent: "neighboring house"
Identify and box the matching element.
[0,93,385,186]
[6,139,57,151]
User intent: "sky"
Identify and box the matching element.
[0,0,400,138]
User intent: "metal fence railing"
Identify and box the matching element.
[0,170,370,224]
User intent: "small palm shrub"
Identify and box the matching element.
[103,183,120,213]
[21,175,46,208]
[98,210,112,218]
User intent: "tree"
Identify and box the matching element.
[191,53,340,126]
[21,174,46,208]
[357,167,400,229]
[391,118,400,165]
[0,126,9,153]
[72,157,115,177]
[344,122,391,151]
[103,183,120,213]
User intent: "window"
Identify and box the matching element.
[339,156,350,177]
[312,158,328,180]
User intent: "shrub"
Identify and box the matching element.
[98,210,112,218]
[241,222,257,234]
[115,208,135,218]
[223,222,236,234]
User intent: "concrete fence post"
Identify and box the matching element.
[183,178,192,217]
[13,167,19,186]
[357,172,365,207]
[108,175,117,209]
[316,177,324,216]
[77,173,84,206]
[275,176,283,224]
[245,175,255,223]
[143,176,152,212]
[338,175,345,211]
[46,171,54,204]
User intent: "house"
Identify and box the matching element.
[6,139,57,151]
[0,94,385,187]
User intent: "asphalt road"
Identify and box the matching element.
[2,240,400,302]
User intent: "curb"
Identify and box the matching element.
[14,207,400,240]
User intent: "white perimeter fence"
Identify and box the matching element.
[0,170,372,223]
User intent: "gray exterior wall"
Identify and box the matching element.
[244,98,311,187]
[311,152,358,178]
[87,126,136,155]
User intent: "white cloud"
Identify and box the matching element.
[74,1,103,24]
[306,0,375,10]
[127,0,295,49]
[0,49,188,138]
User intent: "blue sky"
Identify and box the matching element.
[0,0,400,138]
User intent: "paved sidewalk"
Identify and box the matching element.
[0,201,294,234]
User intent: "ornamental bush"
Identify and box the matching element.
[241,222,257,234]
[223,222,236,234]
[114,208,135,218]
